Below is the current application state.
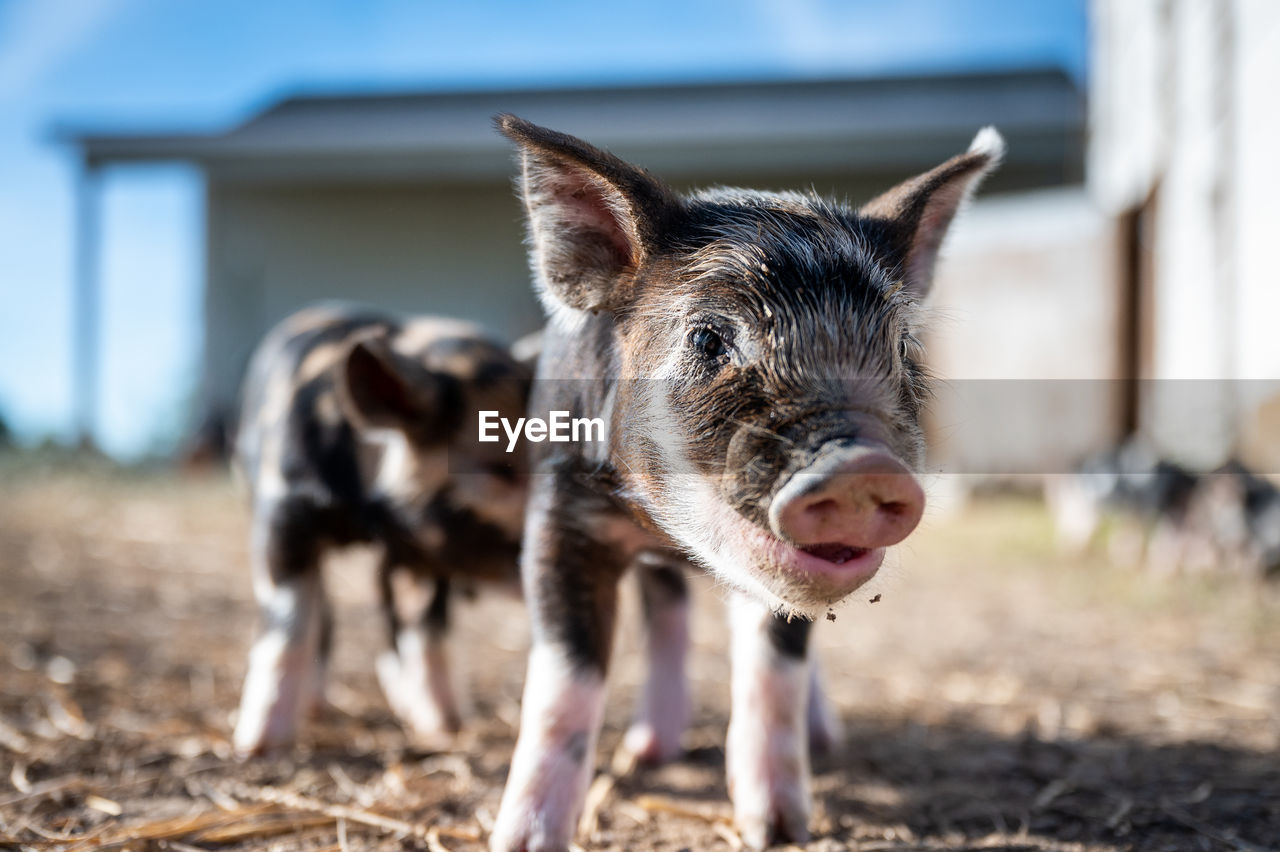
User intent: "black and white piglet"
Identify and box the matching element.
[490,116,1002,850]
[231,304,531,755]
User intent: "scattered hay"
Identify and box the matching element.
[2,471,1278,850]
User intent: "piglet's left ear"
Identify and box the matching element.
[860,127,1004,298]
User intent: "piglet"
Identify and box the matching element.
[490,116,1002,850]
[231,304,531,755]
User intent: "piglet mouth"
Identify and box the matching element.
[800,543,871,565]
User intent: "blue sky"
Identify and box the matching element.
[0,0,1085,458]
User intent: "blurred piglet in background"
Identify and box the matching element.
[1046,439,1280,579]
[230,304,532,755]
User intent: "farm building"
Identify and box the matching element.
[59,67,1100,474]
[51,4,1280,478]
[1089,0,1280,474]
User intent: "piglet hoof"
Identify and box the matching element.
[490,735,597,850]
[489,791,578,852]
[732,791,811,851]
[231,714,295,759]
[231,738,267,761]
[398,687,463,743]
[232,687,303,758]
[727,732,811,849]
[403,712,462,751]
[377,650,462,747]
[621,719,685,767]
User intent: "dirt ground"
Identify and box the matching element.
[1,461,1278,852]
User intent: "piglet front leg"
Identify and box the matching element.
[726,592,813,849]
[233,504,327,756]
[490,645,608,852]
[491,483,626,852]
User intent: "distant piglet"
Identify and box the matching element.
[231,305,531,755]
[490,116,1002,850]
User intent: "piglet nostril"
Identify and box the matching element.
[878,500,909,517]
[804,497,840,518]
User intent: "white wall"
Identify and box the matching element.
[926,188,1120,475]
[1090,0,1280,471]
[202,181,542,413]
[1234,0,1280,471]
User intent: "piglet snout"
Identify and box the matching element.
[769,442,924,551]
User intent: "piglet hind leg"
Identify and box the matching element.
[726,592,813,850]
[807,659,845,756]
[233,504,328,756]
[300,593,334,720]
[622,556,691,766]
[376,565,462,744]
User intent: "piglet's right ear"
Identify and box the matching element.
[496,114,681,321]
[337,337,443,437]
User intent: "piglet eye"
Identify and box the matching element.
[690,327,727,361]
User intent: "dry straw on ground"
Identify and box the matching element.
[1,466,1277,850]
